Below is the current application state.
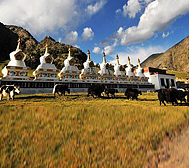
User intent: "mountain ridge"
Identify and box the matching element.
[0,22,87,69]
[141,35,189,73]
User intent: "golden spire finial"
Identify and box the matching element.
[128,56,131,65]
[103,52,106,63]
[116,55,119,64]
[45,43,49,55]
[68,47,72,58]
[87,50,90,61]
[16,37,22,51]
[138,59,141,67]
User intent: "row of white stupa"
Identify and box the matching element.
[1,38,148,83]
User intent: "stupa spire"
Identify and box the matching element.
[68,47,72,58]
[16,37,22,51]
[87,50,90,61]
[128,56,131,65]
[103,52,106,63]
[138,59,141,67]
[116,55,119,64]
[45,43,49,55]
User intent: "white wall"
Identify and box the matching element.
[147,74,176,90]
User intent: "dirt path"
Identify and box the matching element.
[158,126,189,168]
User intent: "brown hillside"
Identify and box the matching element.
[142,35,189,73]
[0,22,87,69]
[0,23,18,61]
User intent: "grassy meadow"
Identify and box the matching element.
[0,92,189,168]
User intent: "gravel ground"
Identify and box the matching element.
[158,126,189,168]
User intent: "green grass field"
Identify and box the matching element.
[0,92,189,168]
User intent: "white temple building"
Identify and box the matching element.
[33,43,59,81]
[80,50,98,82]
[58,47,80,81]
[126,56,136,82]
[114,55,127,82]
[98,52,114,82]
[1,38,30,80]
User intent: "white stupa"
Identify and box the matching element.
[80,50,98,82]
[33,43,59,81]
[98,52,114,82]
[136,59,145,76]
[136,59,149,83]
[126,56,135,81]
[1,38,30,80]
[114,55,126,82]
[58,47,80,81]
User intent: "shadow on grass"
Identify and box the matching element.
[17,95,55,99]
[177,102,189,106]
[155,102,189,106]
[138,98,158,101]
[90,96,158,101]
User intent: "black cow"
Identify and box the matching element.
[0,85,20,100]
[124,88,142,100]
[53,84,70,97]
[156,88,178,106]
[87,84,105,98]
[175,89,187,104]
[187,91,189,102]
[104,88,118,97]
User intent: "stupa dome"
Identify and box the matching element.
[98,52,114,77]
[114,55,125,76]
[126,56,135,77]
[136,59,145,78]
[8,38,26,67]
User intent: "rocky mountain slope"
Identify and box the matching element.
[0,22,18,61]
[0,22,87,69]
[142,35,189,73]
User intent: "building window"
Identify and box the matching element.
[160,78,165,87]
[166,79,170,88]
[171,79,175,87]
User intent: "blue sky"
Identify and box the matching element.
[0,0,189,65]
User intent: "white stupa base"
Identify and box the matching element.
[1,76,31,81]
[33,77,59,81]
[1,66,31,81]
[59,77,82,82]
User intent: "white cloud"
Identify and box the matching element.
[92,47,102,54]
[0,0,78,34]
[58,38,62,43]
[104,39,118,55]
[74,44,80,48]
[121,0,154,18]
[86,0,107,15]
[64,31,78,44]
[117,27,124,35]
[0,0,105,36]
[115,8,122,16]
[162,32,170,38]
[104,46,114,55]
[81,27,94,41]
[109,46,165,65]
[123,0,141,18]
[144,0,153,3]
[119,0,189,45]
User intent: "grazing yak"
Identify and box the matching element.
[175,89,187,104]
[104,88,118,98]
[124,88,142,100]
[53,84,70,97]
[87,84,105,98]
[157,88,187,106]
[0,85,20,100]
